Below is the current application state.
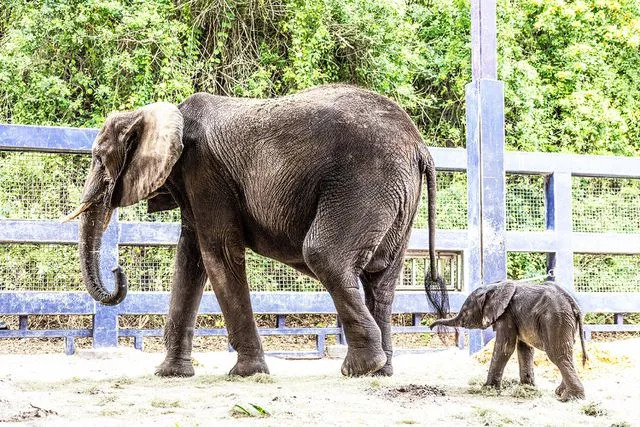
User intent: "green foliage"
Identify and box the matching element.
[0,244,82,291]
[573,177,640,233]
[0,152,88,219]
[506,175,546,231]
[118,246,176,292]
[2,0,640,154]
[499,0,640,155]
[245,250,322,291]
[507,252,547,281]
[0,0,199,127]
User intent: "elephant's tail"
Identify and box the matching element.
[578,310,588,366]
[556,283,589,366]
[418,143,449,319]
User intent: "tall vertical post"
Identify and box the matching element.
[92,211,120,348]
[545,173,574,288]
[466,0,507,353]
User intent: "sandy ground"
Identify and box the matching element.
[0,339,638,426]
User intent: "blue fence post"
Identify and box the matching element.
[466,0,507,353]
[545,173,575,288]
[92,211,120,348]
[18,315,28,330]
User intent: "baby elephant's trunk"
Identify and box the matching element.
[430,314,460,329]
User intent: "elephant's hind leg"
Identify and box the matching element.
[361,250,406,377]
[157,225,207,377]
[547,347,585,401]
[303,210,389,377]
[545,323,585,401]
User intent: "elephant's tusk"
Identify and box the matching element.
[102,208,114,232]
[60,202,92,223]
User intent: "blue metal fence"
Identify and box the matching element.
[1,123,640,356]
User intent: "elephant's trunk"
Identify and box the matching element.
[78,202,127,305]
[429,313,461,329]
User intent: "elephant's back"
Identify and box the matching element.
[178,86,426,268]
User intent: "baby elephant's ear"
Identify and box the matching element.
[481,281,516,328]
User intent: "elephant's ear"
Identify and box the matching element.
[481,281,516,328]
[110,102,184,207]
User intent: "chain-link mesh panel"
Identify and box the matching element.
[118,246,176,292]
[413,172,467,230]
[118,201,180,223]
[0,244,83,291]
[398,252,462,291]
[506,174,546,231]
[573,177,640,233]
[574,254,640,292]
[0,152,90,220]
[507,252,547,281]
[113,248,467,292]
[246,250,323,291]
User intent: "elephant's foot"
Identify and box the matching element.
[155,357,194,377]
[229,355,270,377]
[555,382,565,397]
[483,380,502,389]
[520,376,535,386]
[372,357,394,376]
[341,346,386,377]
[558,387,585,402]
[372,364,393,377]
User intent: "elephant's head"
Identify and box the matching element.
[61,103,184,305]
[430,281,516,330]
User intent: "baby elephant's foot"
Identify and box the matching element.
[559,388,585,402]
[229,356,270,377]
[520,373,535,386]
[155,357,195,377]
[555,382,565,397]
[341,346,386,377]
[483,380,502,389]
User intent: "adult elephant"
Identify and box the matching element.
[63,84,447,377]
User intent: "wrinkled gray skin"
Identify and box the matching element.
[431,281,587,401]
[66,85,444,378]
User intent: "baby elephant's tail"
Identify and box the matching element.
[578,311,588,366]
[556,283,588,366]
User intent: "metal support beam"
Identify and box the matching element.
[546,173,575,288]
[466,0,506,353]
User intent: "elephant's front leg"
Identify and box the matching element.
[198,234,268,376]
[156,226,207,377]
[517,340,535,385]
[484,319,517,388]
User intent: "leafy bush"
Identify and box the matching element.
[0,0,199,127]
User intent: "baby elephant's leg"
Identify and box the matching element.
[548,348,585,401]
[485,320,517,388]
[517,341,535,385]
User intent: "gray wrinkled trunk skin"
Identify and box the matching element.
[430,314,461,328]
[78,202,126,305]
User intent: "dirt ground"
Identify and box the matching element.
[0,339,638,426]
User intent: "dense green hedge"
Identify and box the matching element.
[3,0,640,155]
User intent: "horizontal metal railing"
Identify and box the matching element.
[2,124,640,355]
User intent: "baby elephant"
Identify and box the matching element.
[431,281,587,401]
